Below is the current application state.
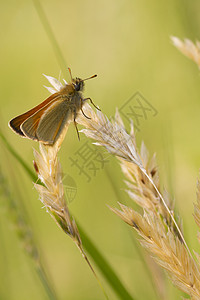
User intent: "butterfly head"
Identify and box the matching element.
[72,78,85,92]
[68,68,97,93]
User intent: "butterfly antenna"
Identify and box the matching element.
[68,67,73,81]
[82,74,97,82]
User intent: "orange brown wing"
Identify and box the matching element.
[9,92,61,136]
[21,99,72,144]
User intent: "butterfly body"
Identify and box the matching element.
[9,75,96,145]
[58,77,84,111]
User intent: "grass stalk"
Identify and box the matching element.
[32,0,68,78]
[78,224,135,300]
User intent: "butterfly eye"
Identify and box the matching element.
[75,83,81,91]
[74,80,84,91]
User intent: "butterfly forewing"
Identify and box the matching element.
[9,92,61,136]
[22,99,72,144]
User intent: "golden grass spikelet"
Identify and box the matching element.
[119,142,180,235]
[32,128,99,281]
[33,137,82,249]
[112,203,200,299]
[171,36,200,68]
[77,103,143,167]
[77,103,200,298]
[77,103,184,242]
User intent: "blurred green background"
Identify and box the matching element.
[1,0,200,299]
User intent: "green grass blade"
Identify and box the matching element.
[78,224,134,300]
[1,132,135,300]
[0,131,37,182]
[36,266,58,300]
[32,0,68,78]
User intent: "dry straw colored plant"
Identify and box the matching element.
[171,36,200,68]
[75,69,200,298]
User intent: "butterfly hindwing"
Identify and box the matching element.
[36,100,73,144]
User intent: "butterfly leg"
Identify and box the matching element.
[73,108,80,140]
[81,106,91,119]
[83,97,101,111]
[80,99,91,119]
